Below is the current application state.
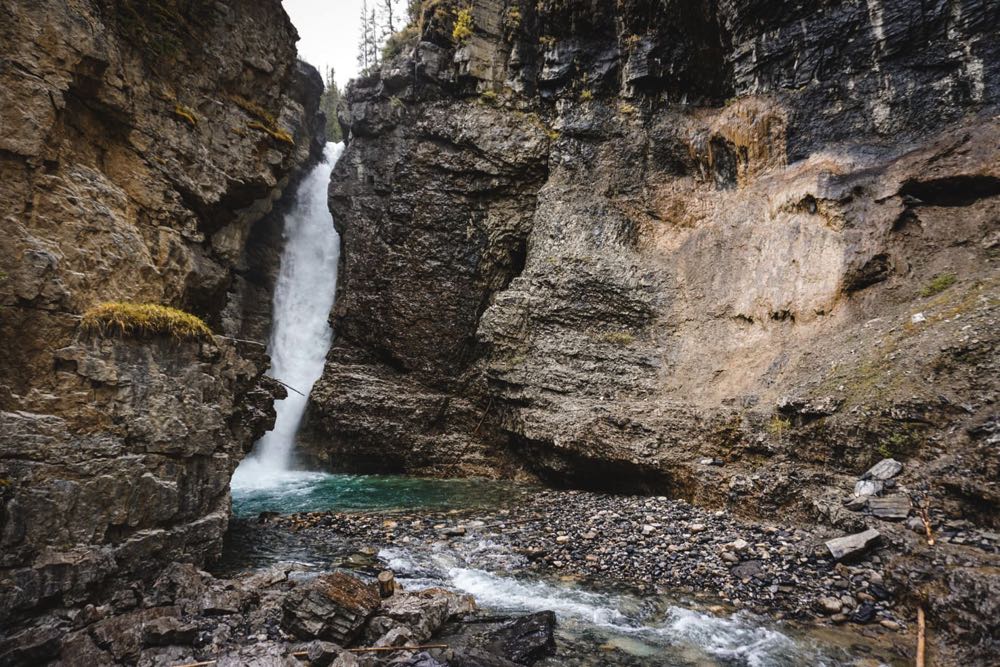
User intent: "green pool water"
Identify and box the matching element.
[230,471,532,518]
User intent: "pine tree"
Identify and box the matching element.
[319,66,343,142]
[380,0,397,39]
[357,0,370,71]
[368,8,381,69]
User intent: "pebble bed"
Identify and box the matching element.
[274,489,911,633]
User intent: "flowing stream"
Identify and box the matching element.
[231,142,344,490]
[225,479,899,667]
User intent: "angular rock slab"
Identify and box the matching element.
[862,459,903,481]
[826,529,882,561]
[282,573,380,644]
[869,495,911,520]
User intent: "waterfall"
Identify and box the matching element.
[231,142,344,490]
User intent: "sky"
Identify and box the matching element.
[283,0,405,89]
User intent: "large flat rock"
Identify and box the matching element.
[826,529,882,561]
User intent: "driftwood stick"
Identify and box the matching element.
[350,644,449,654]
[920,500,936,546]
[378,569,396,598]
[215,334,267,347]
[473,396,493,435]
[271,377,307,396]
[348,644,449,653]
[478,516,544,531]
[916,605,927,667]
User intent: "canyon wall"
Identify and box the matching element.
[314,0,998,657]
[318,0,998,515]
[0,0,321,658]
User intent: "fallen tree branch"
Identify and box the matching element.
[348,644,449,654]
[184,644,453,666]
[916,605,926,667]
[215,334,267,347]
[271,377,307,396]
[478,515,544,531]
[919,499,935,546]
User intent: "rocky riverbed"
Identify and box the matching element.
[268,490,906,630]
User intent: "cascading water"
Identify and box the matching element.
[231,142,344,490]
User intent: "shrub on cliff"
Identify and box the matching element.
[81,302,212,341]
[452,8,473,43]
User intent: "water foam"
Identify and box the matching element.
[232,142,344,490]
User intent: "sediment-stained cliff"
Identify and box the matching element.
[318,0,998,509]
[313,1,998,660]
[0,0,321,657]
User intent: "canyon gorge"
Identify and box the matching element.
[1,0,998,665]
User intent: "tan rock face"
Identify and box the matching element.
[0,0,321,628]
[315,0,999,522]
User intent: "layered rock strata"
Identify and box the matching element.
[314,1,998,661]
[317,0,998,515]
[0,0,322,646]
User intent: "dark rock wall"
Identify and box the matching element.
[316,0,998,519]
[0,0,321,647]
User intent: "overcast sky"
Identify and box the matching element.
[283,0,407,89]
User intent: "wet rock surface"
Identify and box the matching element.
[282,572,382,644]
[0,562,553,667]
[250,484,1000,663]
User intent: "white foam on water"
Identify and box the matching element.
[379,544,827,665]
[232,142,344,491]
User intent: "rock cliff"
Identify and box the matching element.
[318,0,998,509]
[0,0,322,656]
[314,1,998,659]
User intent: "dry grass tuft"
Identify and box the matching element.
[172,104,198,126]
[81,302,212,340]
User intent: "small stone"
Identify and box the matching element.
[641,524,656,535]
[844,495,869,511]
[817,597,843,615]
[911,312,926,324]
[851,603,876,624]
[555,535,571,544]
[853,479,883,497]
[689,523,706,533]
[731,538,750,552]
[880,619,901,631]
[721,551,739,563]
[862,459,903,481]
[869,495,911,520]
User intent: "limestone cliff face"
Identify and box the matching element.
[0,0,321,649]
[316,0,998,567]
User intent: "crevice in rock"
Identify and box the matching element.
[900,175,1000,207]
[509,435,683,496]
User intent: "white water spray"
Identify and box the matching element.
[231,142,344,490]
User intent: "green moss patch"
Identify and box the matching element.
[920,273,957,297]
